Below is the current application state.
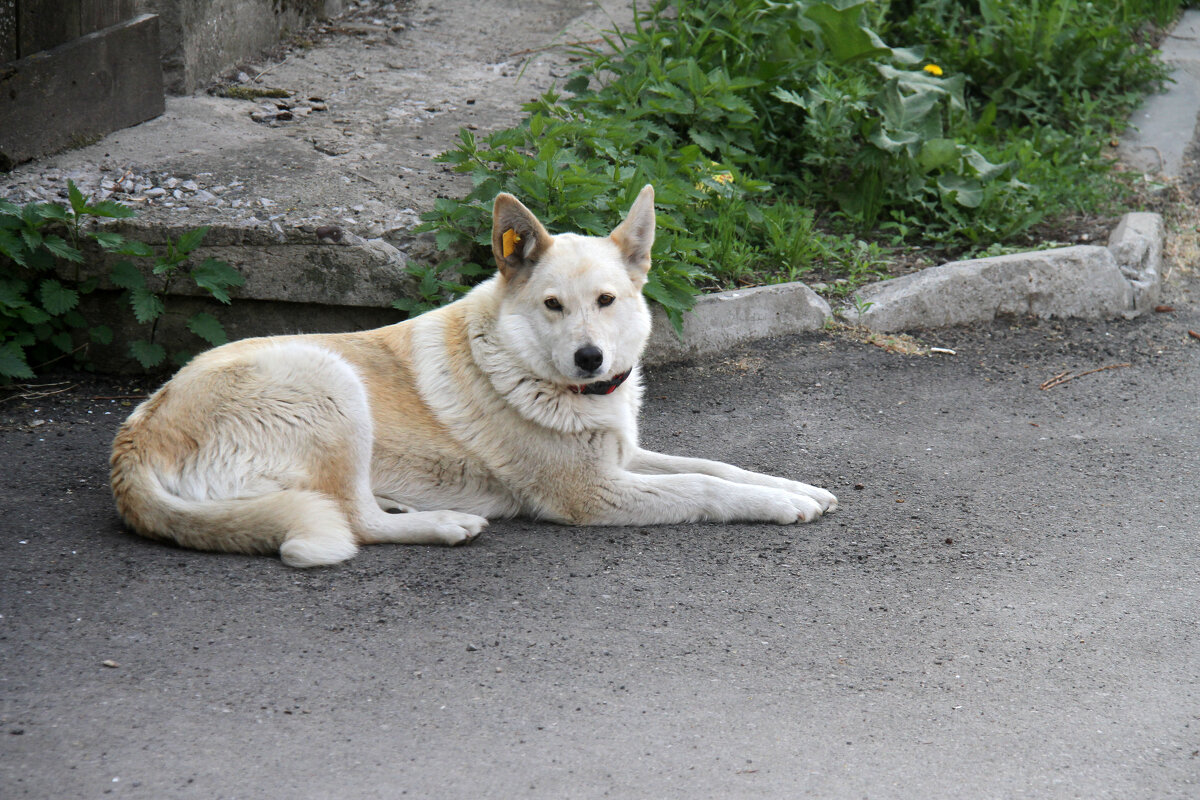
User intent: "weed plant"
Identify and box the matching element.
[0,182,243,380]
[418,0,1181,327]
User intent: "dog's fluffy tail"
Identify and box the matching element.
[110,423,357,568]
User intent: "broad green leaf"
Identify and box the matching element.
[41,235,84,263]
[0,279,28,309]
[38,204,71,223]
[190,258,244,304]
[918,138,961,172]
[937,174,983,208]
[49,331,73,353]
[113,239,155,258]
[91,231,125,250]
[86,199,136,219]
[0,229,28,265]
[174,226,210,255]
[186,312,227,346]
[0,341,35,380]
[129,340,166,369]
[39,279,79,315]
[129,288,165,324]
[804,2,893,65]
[20,228,43,254]
[89,325,114,345]
[67,180,87,215]
[109,260,146,290]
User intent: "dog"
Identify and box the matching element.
[110,185,837,567]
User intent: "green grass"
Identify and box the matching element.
[416,0,1184,330]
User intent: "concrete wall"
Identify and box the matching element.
[138,0,343,94]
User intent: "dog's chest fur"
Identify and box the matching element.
[341,285,641,522]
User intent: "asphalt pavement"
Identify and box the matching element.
[2,4,1200,799]
[2,289,1198,798]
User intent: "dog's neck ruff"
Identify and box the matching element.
[569,369,631,396]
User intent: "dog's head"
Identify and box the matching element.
[490,185,656,388]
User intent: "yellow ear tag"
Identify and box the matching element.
[502,228,521,258]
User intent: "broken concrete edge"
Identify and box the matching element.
[63,211,1162,372]
[842,211,1163,334]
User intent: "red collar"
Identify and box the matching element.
[569,369,632,396]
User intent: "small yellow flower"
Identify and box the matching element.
[923,63,944,76]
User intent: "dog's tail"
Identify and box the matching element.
[110,415,357,568]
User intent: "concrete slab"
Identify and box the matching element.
[1120,9,1200,177]
[0,14,165,170]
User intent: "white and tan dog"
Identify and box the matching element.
[110,185,836,567]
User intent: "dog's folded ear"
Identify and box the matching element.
[492,193,554,281]
[610,184,656,279]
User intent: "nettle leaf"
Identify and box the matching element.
[0,229,28,265]
[20,228,43,253]
[190,258,244,304]
[67,180,88,215]
[89,325,114,345]
[186,312,227,346]
[129,340,166,369]
[113,239,155,258]
[39,279,80,315]
[0,341,35,380]
[38,204,71,223]
[91,231,125,251]
[109,260,146,290]
[130,288,165,324]
[174,226,210,255]
[0,279,29,309]
[86,199,136,219]
[49,331,73,353]
[41,235,84,263]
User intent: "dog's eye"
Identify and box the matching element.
[544,297,563,311]
[597,293,615,307]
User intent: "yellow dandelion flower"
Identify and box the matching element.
[923,64,944,76]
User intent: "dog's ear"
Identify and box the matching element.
[609,184,656,278]
[492,193,553,281]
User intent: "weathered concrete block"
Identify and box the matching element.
[643,282,831,365]
[149,0,343,93]
[64,221,416,308]
[847,246,1135,332]
[1108,212,1164,314]
[0,14,165,169]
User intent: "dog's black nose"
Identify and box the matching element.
[574,345,603,374]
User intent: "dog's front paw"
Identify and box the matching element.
[758,489,825,524]
[427,511,489,545]
[784,481,838,513]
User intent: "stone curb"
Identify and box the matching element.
[640,211,1162,364]
[642,282,831,366]
[72,211,1162,371]
[842,212,1163,333]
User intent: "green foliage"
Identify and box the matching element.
[0,184,130,380]
[414,0,1179,323]
[0,182,243,379]
[115,225,245,369]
